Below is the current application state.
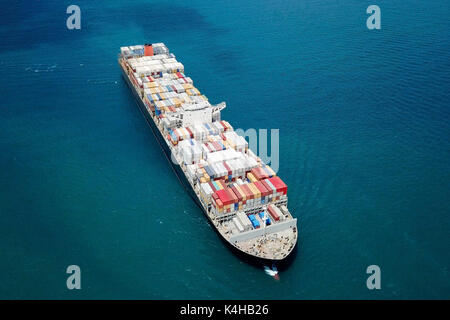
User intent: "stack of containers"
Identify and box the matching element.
[193,124,207,141]
[247,172,258,183]
[249,165,276,180]
[254,181,271,204]
[179,139,202,164]
[210,162,227,179]
[199,182,214,204]
[210,180,286,213]
[240,183,254,208]
[186,164,198,181]
[249,183,262,206]
[247,214,260,229]
[260,176,288,203]
[152,43,169,55]
[202,139,226,155]
[220,121,233,131]
[211,187,241,214]
[263,164,277,177]
[206,148,241,164]
[232,217,244,233]
[224,131,248,153]
[267,176,288,197]
[197,165,211,183]
[212,122,225,134]
[203,123,214,135]
[267,204,284,221]
[247,149,260,163]
[258,212,271,226]
[250,167,269,181]
[230,183,247,211]
[236,212,252,231]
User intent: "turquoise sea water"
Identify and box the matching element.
[0,0,449,299]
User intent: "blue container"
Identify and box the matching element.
[204,165,213,177]
[212,180,220,191]
[258,212,271,225]
[250,218,260,229]
[204,123,213,135]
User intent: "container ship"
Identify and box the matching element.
[119,43,297,262]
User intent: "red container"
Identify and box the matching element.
[185,127,194,139]
[254,181,269,197]
[268,177,287,194]
[240,184,253,199]
[251,167,269,180]
[219,121,228,131]
[223,161,232,176]
[216,189,233,205]
[231,186,243,202]
[261,179,274,195]
[268,205,280,221]
[226,188,238,204]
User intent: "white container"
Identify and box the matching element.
[233,217,244,233]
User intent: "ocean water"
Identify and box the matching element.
[0,0,449,299]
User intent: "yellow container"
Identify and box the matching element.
[235,185,247,201]
[247,172,256,183]
[248,183,261,198]
[173,98,181,107]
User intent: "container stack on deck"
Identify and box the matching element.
[209,176,288,215]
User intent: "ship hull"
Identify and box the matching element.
[120,64,296,267]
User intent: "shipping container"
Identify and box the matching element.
[233,217,244,233]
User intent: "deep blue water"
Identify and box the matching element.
[0,0,449,299]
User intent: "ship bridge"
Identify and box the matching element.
[164,101,226,127]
